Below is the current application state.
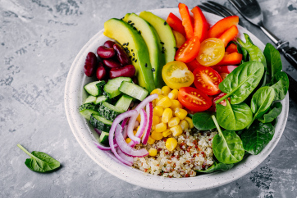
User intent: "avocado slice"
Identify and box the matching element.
[139,11,176,64]
[104,18,156,92]
[123,13,165,88]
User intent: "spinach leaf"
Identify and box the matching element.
[196,161,234,173]
[211,115,245,164]
[17,144,60,173]
[263,43,282,79]
[270,71,289,101]
[258,102,282,123]
[232,41,249,62]
[216,61,264,104]
[241,121,275,155]
[192,112,216,130]
[216,100,253,131]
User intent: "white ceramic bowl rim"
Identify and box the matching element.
[64,8,289,192]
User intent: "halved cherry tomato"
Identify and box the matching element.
[196,38,225,66]
[175,36,200,63]
[211,65,238,74]
[179,3,194,39]
[207,16,239,38]
[172,30,186,48]
[219,25,239,47]
[186,59,202,72]
[178,87,212,112]
[193,65,222,95]
[226,43,238,53]
[162,61,194,89]
[191,6,209,42]
[166,13,186,37]
[216,52,242,66]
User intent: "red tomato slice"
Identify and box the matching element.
[193,66,222,95]
[211,65,238,74]
[178,87,212,112]
[175,36,200,63]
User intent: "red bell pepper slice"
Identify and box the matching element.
[191,6,209,42]
[166,12,186,37]
[226,43,238,53]
[208,16,239,38]
[178,3,194,39]
[216,52,242,66]
[219,25,239,47]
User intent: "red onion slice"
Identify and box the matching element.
[94,128,102,135]
[117,147,134,164]
[135,109,147,138]
[142,102,153,145]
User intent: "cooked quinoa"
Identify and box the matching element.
[133,130,217,178]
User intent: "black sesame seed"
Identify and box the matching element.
[161,51,164,54]
[164,21,167,25]
[133,27,136,30]
[132,58,135,61]
[122,43,126,46]
[128,20,132,23]
[127,42,129,46]
[152,68,155,72]
[145,63,148,67]
[131,49,133,52]
[175,47,179,51]
[129,56,132,59]
[135,59,137,63]
[160,41,164,45]
[131,23,134,26]
[133,53,135,56]
[127,50,130,53]
[138,30,141,34]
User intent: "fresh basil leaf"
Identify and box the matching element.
[196,161,234,173]
[241,121,275,155]
[263,43,282,79]
[217,61,264,104]
[211,115,245,164]
[216,100,253,131]
[17,144,60,173]
[270,71,289,101]
[192,112,216,130]
[258,102,282,123]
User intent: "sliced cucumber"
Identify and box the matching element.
[104,77,132,98]
[89,114,113,131]
[115,95,133,111]
[98,102,124,121]
[84,81,106,96]
[79,104,99,120]
[84,95,97,104]
[99,131,109,146]
[119,81,149,101]
[95,95,108,104]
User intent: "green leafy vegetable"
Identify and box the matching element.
[192,112,216,130]
[263,43,282,79]
[270,71,289,101]
[196,161,234,173]
[216,100,253,131]
[216,61,264,104]
[232,41,248,62]
[258,102,282,123]
[17,144,60,173]
[241,121,275,155]
[211,115,245,164]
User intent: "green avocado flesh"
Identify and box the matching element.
[139,11,176,64]
[103,18,155,92]
[123,13,165,88]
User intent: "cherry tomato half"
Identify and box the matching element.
[178,87,212,112]
[193,65,222,95]
[175,36,200,63]
[196,38,225,66]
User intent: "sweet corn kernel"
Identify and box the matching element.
[170,125,183,136]
[162,129,172,137]
[162,108,173,123]
[151,88,162,95]
[168,117,180,127]
[148,148,158,156]
[125,138,132,144]
[185,117,194,129]
[152,116,160,126]
[153,106,164,117]
[166,138,178,151]
[136,114,141,122]
[161,86,171,95]
[175,108,187,120]
[171,100,182,109]
[156,95,165,103]
[180,120,189,131]
[133,130,137,135]
[155,123,167,132]
[156,96,172,108]
[151,130,163,140]
[168,89,179,100]
[148,136,155,144]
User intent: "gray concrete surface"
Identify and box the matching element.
[1,0,297,197]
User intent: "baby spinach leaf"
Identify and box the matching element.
[216,61,264,104]
[258,102,282,123]
[263,43,282,79]
[192,112,216,130]
[232,41,249,62]
[196,161,234,173]
[211,115,245,164]
[241,121,275,155]
[17,144,60,173]
[216,100,253,131]
[270,71,289,101]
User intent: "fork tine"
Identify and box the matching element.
[208,1,236,16]
[199,5,225,17]
[201,2,229,17]
[228,0,243,9]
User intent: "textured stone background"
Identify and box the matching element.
[1,0,297,197]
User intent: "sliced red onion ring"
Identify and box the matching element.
[94,128,102,135]
[142,102,153,145]
[135,109,147,139]
[117,147,134,164]
[93,139,118,151]
[122,125,128,139]
[109,110,138,166]
[127,94,158,144]
[121,118,128,128]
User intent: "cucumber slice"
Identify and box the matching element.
[104,77,132,98]
[84,95,97,104]
[98,102,124,121]
[90,114,113,131]
[115,95,133,111]
[95,95,108,104]
[79,104,99,120]
[84,81,106,96]
[99,131,109,146]
[119,81,149,101]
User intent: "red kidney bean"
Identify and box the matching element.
[103,40,116,48]
[97,46,116,59]
[96,62,107,80]
[113,43,131,66]
[84,52,97,77]
[103,59,121,68]
[109,64,136,79]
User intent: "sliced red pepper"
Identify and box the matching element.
[219,25,239,47]
[211,65,238,74]
[226,43,238,53]
[178,3,194,39]
[166,12,186,37]
[186,59,202,72]
[208,16,239,38]
[216,52,242,66]
[175,36,200,63]
[191,6,209,42]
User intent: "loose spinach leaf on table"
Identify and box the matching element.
[196,161,234,173]
[263,43,282,79]
[17,144,60,173]
[241,121,275,155]
[192,112,216,130]
[258,102,282,123]
[216,100,253,131]
[216,61,264,105]
[270,71,289,101]
[211,115,245,164]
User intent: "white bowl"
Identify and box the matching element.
[64,8,289,192]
